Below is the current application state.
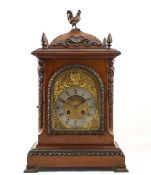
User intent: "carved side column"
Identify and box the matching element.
[38,59,45,129]
[108,59,114,129]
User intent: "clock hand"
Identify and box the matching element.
[85,97,92,101]
[76,99,85,107]
[77,97,92,107]
[58,98,66,103]
[58,98,71,105]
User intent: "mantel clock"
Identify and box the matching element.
[24,10,128,172]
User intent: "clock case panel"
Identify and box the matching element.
[25,48,128,172]
[47,64,105,135]
[32,50,119,145]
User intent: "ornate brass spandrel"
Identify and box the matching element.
[53,69,97,101]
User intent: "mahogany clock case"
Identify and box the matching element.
[24,13,128,172]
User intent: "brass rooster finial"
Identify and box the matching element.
[67,10,81,29]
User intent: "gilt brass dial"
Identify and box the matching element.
[48,64,105,134]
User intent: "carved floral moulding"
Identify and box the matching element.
[49,35,102,48]
[37,59,45,129]
[41,29,113,49]
[108,59,114,129]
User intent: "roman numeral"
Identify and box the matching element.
[66,118,70,124]
[74,120,77,125]
[58,113,64,117]
[82,90,86,96]
[74,88,77,94]
[65,91,70,97]
[56,106,63,109]
[87,112,92,117]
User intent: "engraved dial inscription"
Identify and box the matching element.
[55,87,96,128]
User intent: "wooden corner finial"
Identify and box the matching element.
[41,32,48,48]
[103,37,107,48]
[107,33,112,48]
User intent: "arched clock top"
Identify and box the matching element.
[40,10,113,49]
[47,64,105,135]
